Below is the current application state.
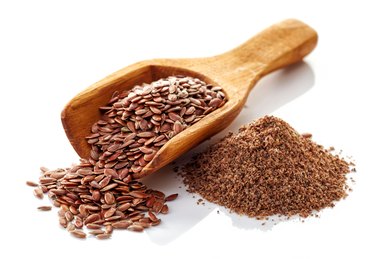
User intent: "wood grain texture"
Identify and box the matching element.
[61,19,318,178]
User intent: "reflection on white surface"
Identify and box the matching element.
[246,61,315,119]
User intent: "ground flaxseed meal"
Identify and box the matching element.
[181,116,352,218]
[29,75,225,239]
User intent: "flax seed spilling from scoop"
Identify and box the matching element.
[28,75,225,239]
[181,116,353,218]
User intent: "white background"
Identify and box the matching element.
[1,0,374,258]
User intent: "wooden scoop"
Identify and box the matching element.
[61,19,317,178]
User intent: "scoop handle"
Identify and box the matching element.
[203,19,318,96]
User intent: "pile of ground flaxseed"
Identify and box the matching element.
[181,116,353,218]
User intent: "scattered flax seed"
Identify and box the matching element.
[37,206,52,211]
[70,230,86,239]
[89,230,105,235]
[105,225,113,234]
[32,152,174,239]
[33,188,43,199]
[40,166,49,173]
[96,233,111,240]
[181,116,353,218]
[127,225,144,232]
[59,217,68,228]
[67,223,75,232]
[26,181,38,187]
[301,132,312,138]
[165,193,178,202]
